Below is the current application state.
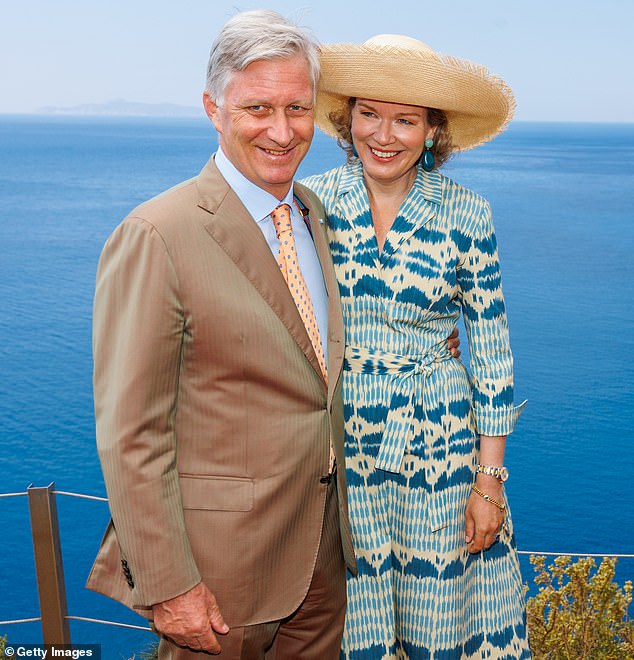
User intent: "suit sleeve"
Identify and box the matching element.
[93,216,201,607]
[456,200,526,436]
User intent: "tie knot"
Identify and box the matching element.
[271,203,292,238]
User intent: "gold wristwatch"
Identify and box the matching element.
[476,464,509,482]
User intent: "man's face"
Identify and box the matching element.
[204,55,314,199]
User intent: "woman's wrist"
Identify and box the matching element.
[474,472,504,494]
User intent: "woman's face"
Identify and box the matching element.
[350,98,435,186]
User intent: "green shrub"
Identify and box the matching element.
[135,641,158,660]
[526,555,634,659]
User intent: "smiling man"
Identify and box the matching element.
[86,10,356,659]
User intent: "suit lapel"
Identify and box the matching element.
[196,158,325,386]
[295,183,344,405]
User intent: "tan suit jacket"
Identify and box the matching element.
[86,157,356,626]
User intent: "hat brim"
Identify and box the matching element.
[315,43,515,151]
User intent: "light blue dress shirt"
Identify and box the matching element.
[215,147,328,362]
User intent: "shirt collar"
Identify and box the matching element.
[214,146,295,224]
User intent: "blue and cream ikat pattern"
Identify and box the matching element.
[303,161,530,659]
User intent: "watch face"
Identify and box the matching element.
[499,467,509,482]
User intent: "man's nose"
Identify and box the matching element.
[268,112,293,145]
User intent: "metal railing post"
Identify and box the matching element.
[27,483,71,644]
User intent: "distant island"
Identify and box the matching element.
[36,99,202,117]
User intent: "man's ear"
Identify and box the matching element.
[203,92,222,133]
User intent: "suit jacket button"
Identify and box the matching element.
[319,474,332,484]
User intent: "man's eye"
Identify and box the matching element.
[397,118,413,125]
[288,105,311,114]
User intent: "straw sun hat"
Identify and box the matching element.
[315,34,515,152]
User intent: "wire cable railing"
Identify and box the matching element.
[517,549,634,558]
[65,616,151,631]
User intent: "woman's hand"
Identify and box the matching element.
[447,327,461,358]
[465,474,505,553]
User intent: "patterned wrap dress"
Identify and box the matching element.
[302,161,530,659]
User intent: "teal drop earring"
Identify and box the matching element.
[421,137,435,172]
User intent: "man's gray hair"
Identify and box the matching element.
[206,9,320,106]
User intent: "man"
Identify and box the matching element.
[87,10,459,658]
[87,10,354,658]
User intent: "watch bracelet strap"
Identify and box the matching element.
[477,464,506,477]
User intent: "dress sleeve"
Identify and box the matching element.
[456,200,526,436]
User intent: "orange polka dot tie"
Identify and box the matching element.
[271,203,327,383]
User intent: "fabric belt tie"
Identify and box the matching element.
[343,344,452,474]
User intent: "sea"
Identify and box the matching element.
[1,115,633,658]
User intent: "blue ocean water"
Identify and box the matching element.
[1,116,633,657]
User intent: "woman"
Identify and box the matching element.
[302,35,530,658]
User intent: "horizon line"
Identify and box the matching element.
[0,111,633,126]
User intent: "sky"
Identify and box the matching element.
[1,0,633,122]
